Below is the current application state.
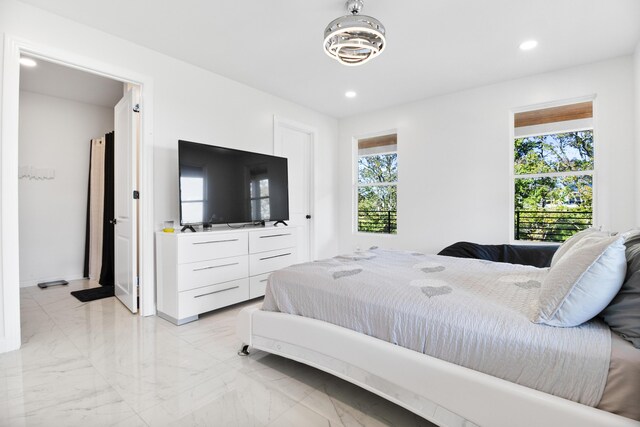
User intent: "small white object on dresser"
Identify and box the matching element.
[156,226,298,325]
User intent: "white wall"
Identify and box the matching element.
[338,56,636,254]
[0,0,339,351]
[18,90,114,287]
[635,42,640,226]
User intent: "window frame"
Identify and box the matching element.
[352,130,399,236]
[509,96,597,244]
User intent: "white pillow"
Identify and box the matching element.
[550,227,609,268]
[535,235,626,327]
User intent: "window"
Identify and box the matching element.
[513,101,594,242]
[355,133,397,234]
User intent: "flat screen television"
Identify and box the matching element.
[178,140,289,226]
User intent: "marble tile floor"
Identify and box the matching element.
[1,279,436,426]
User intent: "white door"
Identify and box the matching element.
[274,120,313,262]
[113,88,138,313]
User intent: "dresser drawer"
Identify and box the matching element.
[178,278,249,319]
[177,255,248,292]
[177,232,247,263]
[249,273,270,299]
[249,228,297,254]
[249,248,297,276]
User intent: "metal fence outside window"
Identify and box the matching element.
[515,210,592,242]
[358,210,397,234]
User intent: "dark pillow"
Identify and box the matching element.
[601,232,640,348]
[437,241,558,268]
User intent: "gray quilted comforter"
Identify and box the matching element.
[262,248,611,406]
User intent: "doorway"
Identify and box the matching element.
[1,36,155,353]
[273,116,316,262]
[18,56,139,311]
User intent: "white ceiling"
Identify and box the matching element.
[17,0,640,118]
[20,56,124,108]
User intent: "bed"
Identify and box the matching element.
[236,245,640,427]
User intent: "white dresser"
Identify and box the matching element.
[156,227,298,325]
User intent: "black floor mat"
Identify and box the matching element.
[71,286,114,302]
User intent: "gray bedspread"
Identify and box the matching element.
[262,248,612,406]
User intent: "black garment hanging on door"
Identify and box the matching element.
[99,131,115,286]
[83,141,93,279]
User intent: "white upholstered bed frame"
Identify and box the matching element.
[236,305,639,427]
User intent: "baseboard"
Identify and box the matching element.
[0,334,21,354]
[20,274,86,288]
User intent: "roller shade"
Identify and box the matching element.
[515,101,592,128]
[358,134,397,155]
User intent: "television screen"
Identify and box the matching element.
[178,140,289,225]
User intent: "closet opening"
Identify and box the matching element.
[17,54,141,330]
[1,37,155,352]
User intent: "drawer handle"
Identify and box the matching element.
[259,252,291,261]
[194,285,239,298]
[193,262,239,272]
[259,233,291,238]
[259,279,268,283]
[193,239,239,245]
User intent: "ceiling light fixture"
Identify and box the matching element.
[20,57,37,67]
[324,0,386,66]
[519,40,538,51]
[345,91,357,98]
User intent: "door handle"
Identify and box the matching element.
[109,219,117,225]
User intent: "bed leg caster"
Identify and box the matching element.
[238,344,250,356]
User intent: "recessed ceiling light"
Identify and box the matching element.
[20,57,37,67]
[519,40,538,51]
[345,91,357,98]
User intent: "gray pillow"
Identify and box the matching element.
[600,231,640,348]
[535,235,626,327]
[549,227,609,268]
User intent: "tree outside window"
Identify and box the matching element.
[356,134,397,234]
[513,102,594,242]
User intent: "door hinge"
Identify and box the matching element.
[133,104,140,113]
[133,190,140,199]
